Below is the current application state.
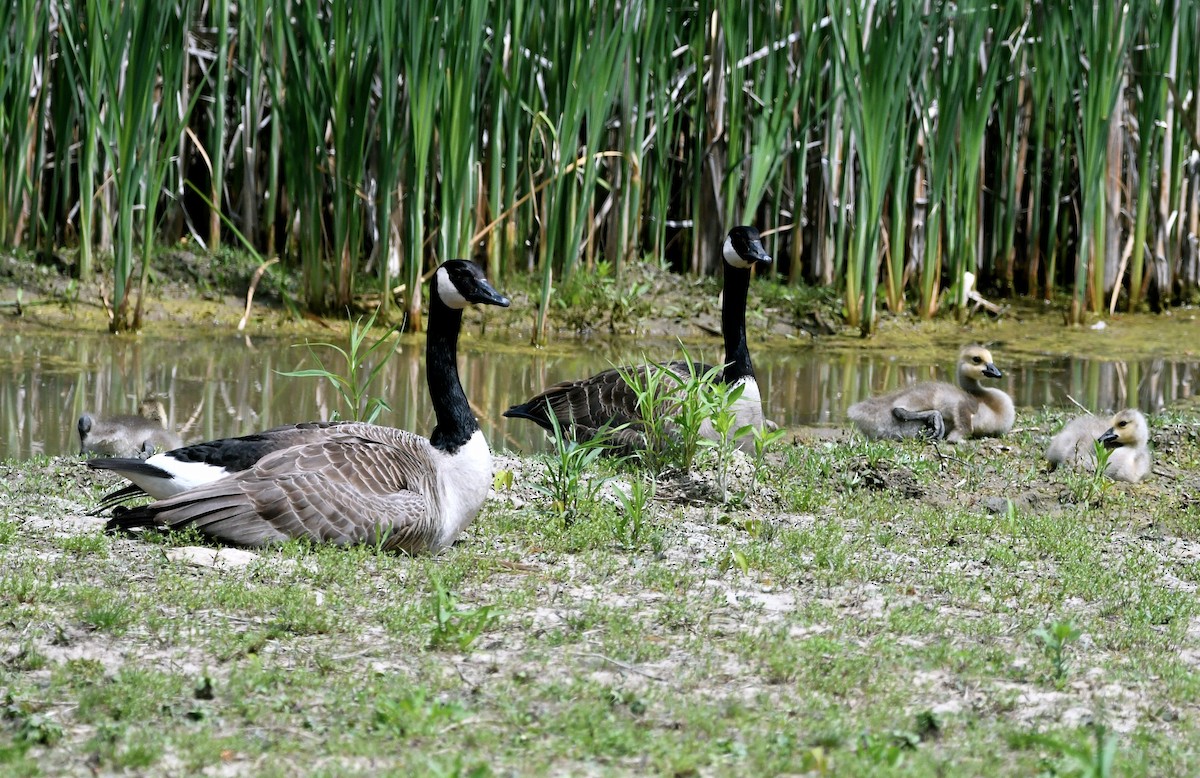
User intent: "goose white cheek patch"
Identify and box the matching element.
[723,236,753,269]
[436,268,469,309]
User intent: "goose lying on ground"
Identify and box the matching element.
[1046,408,1151,483]
[847,345,1014,442]
[78,394,182,457]
[90,260,511,554]
[504,225,774,453]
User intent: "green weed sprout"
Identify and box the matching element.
[533,407,622,526]
[279,307,400,423]
[1033,619,1083,685]
[428,575,501,653]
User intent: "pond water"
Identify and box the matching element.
[1,328,1197,460]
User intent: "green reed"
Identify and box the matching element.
[3,0,1200,331]
[1069,0,1130,324]
[0,0,41,246]
[834,0,922,333]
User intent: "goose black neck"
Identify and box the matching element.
[721,265,754,383]
[426,295,477,453]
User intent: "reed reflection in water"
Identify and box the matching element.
[0,331,1196,460]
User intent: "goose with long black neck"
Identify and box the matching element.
[93,260,510,554]
[504,225,773,453]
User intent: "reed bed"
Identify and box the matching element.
[3,0,1199,334]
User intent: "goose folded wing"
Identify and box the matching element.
[115,435,438,552]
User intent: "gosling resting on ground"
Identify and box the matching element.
[504,225,774,453]
[847,345,1014,442]
[1046,408,1151,483]
[78,395,183,458]
[89,260,511,554]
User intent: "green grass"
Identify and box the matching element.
[2,410,1200,774]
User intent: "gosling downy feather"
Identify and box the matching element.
[504,225,773,453]
[847,345,1014,443]
[1046,408,1151,483]
[93,260,511,554]
[78,395,182,458]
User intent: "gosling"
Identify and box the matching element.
[847,345,1014,443]
[79,395,182,458]
[1045,408,1151,483]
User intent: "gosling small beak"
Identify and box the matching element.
[983,363,1002,379]
[1098,428,1120,448]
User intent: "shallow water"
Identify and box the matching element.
[1,329,1196,460]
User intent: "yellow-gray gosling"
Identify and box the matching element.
[78,395,182,458]
[847,345,1014,443]
[1046,408,1151,483]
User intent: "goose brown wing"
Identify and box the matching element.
[109,429,441,554]
[505,360,713,437]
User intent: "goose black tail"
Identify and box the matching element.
[87,457,173,480]
[502,402,553,430]
[105,504,160,534]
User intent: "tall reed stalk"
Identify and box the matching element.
[0,0,41,246]
[4,0,1200,331]
[1070,0,1130,324]
[833,0,921,334]
[1126,0,1173,311]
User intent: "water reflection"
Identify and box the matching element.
[1,331,1196,460]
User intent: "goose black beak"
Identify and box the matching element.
[983,363,1002,379]
[470,278,511,308]
[1098,427,1119,448]
[748,239,773,267]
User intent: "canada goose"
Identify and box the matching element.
[90,260,511,553]
[1046,408,1151,483]
[503,225,773,453]
[847,345,1014,442]
[78,395,182,457]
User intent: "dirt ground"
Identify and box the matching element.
[4,249,1200,774]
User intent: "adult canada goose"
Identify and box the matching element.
[78,394,182,457]
[90,260,511,553]
[503,225,773,453]
[1046,408,1151,483]
[847,345,1014,442]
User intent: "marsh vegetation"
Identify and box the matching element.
[2,0,1199,335]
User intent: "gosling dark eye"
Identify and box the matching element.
[1119,421,1127,427]
[973,357,982,364]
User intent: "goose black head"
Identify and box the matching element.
[433,260,511,310]
[722,226,773,270]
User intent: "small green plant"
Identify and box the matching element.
[612,476,655,548]
[1024,722,1118,778]
[1033,619,1083,685]
[3,695,63,748]
[748,423,788,494]
[615,358,679,472]
[279,306,401,423]
[59,532,108,557]
[855,728,918,767]
[1092,439,1114,479]
[718,546,751,575]
[428,575,501,652]
[492,469,514,492]
[373,689,467,737]
[664,350,729,473]
[532,409,619,526]
[617,344,746,476]
[699,380,750,503]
